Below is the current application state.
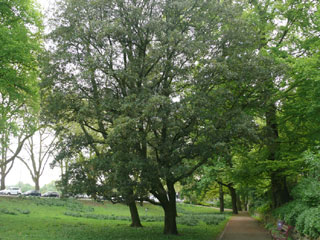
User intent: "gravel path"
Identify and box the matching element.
[218,212,271,240]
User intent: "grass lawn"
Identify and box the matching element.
[0,197,230,240]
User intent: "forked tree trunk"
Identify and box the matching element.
[219,183,224,213]
[128,200,143,227]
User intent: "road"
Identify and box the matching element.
[218,212,271,240]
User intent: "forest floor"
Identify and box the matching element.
[217,212,271,240]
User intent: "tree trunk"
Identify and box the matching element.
[271,173,290,208]
[236,192,242,211]
[128,200,143,227]
[34,177,40,191]
[228,186,238,214]
[266,104,290,208]
[163,202,178,235]
[219,183,224,213]
[162,181,178,235]
[0,175,5,190]
[243,195,248,211]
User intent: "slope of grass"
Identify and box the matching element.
[0,197,230,240]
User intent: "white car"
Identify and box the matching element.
[6,187,22,195]
[0,189,9,195]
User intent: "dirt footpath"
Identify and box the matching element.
[218,212,271,240]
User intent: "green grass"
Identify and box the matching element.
[0,197,230,240]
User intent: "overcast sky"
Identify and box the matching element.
[6,0,60,188]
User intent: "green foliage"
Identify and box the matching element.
[291,178,320,207]
[0,207,30,215]
[0,0,42,102]
[15,181,34,192]
[273,201,308,226]
[272,152,320,238]
[296,208,320,239]
[40,181,58,193]
[0,208,17,215]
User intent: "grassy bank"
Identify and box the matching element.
[0,197,230,240]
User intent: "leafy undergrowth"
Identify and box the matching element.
[0,197,230,240]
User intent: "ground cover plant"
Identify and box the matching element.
[0,197,230,240]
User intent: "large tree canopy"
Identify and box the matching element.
[41,0,271,234]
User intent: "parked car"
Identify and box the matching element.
[75,194,90,199]
[0,189,9,195]
[22,190,41,197]
[7,187,21,195]
[42,191,59,198]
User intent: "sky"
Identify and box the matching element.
[6,0,59,188]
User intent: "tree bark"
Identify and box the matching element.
[228,186,238,214]
[161,181,178,235]
[163,201,178,235]
[243,195,248,211]
[266,103,291,208]
[0,175,5,190]
[219,183,224,213]
[128,200,143,227]
[34,177,40,191]
[236,192,242,211]
[271,173,290,208]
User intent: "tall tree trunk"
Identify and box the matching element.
[266,104,290,208]
[163,181,178,235]
[219,183,224,213]
[0,175,5,190]
[228,186,238,214]
[236,192,242,211]
[243,195,248,211]
[128,199,143,227]
[271,174,290,208]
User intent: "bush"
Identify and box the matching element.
[0,208,30,215]
[296,207,320,239]
[273,201,308,226]
[291,178,320,207]
[34,198,94,213]
[177,217,199,226]
[0,208,17,215]
[272,177,320,239]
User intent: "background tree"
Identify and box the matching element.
[245,0,319,208]
[17,126,57,191]
[0,108,36,189]
[0,0,42,188]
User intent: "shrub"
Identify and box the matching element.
[291,178,320,207]
[273,201,308,226]
[15,208,31,215]
[273,177,320,239]
[296,208,320,239]
[177,217,199,226]
[0,208,17,215]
